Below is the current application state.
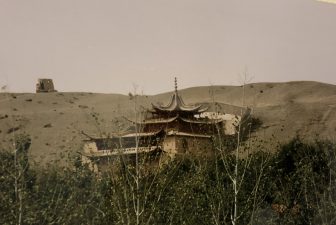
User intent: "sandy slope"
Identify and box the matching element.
[0,81,335,164]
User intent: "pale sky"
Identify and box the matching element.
[0,0,335,94]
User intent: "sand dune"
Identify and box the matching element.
[0,81,335,164]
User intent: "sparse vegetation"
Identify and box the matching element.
[7,126,21,134]
[43,123,52,128]
[0,114,8,120]
[78,105,89,109]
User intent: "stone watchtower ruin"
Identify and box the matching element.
[36,79,57,93]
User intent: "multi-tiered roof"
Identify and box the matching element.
[137,78,222,138]
[151,78,208,115]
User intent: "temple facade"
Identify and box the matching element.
[82,79,228,170]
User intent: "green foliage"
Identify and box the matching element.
[0,134,35,224]
[249,116,263,133]
[268,137,330,224]
[0,150,16,224]
[0,137,335,224]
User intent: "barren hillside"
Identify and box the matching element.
[0,81,335,164]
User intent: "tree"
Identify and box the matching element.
[269,137,330,224]
[0,134,34,225]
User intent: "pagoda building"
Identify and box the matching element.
[139,78,223,156]
[82,78,225,170]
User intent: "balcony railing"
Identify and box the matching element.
[89,146,161,157]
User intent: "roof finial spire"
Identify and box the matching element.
[174,77,178,92]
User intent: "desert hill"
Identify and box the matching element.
[0,81,335,164]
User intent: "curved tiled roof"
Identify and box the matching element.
[152,90,208,113]
[138,116,179,124]
[129,115,221,125]
[180,117,223,124]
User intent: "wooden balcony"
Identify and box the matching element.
[85,146,161,157]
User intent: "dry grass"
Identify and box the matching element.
[0,81,335,164]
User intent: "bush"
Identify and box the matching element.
[0,137,335,224]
